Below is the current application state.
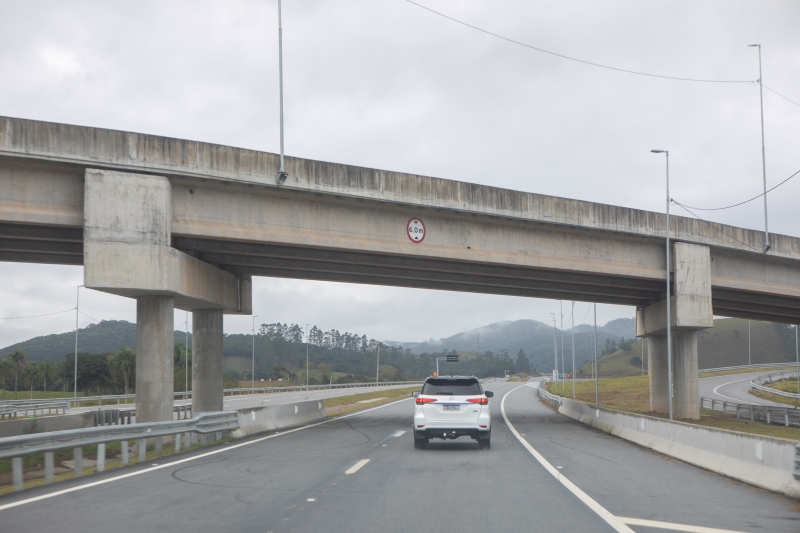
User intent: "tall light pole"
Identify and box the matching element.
[376,344,381,383]
[795,325,799,395]
[560,301,565,390]
[275,0,289,185]
[651,149,673,420]
[748,44,769,253]
[748,320,751,366]
[73,285,83,398]
[571,301,576,399]
[251,315,258,389]
[593,303,598,407]
[549,312,558,382]
[185,311,189,395]
[305,323,311,390]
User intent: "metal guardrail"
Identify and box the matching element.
[698,362,796,378]
[0,411,239,491]
[536,379,563,408]
[751,370,800,400]
[0,400,68,420]
[700,396,800,427]
[795,444,800,481]
[53,380,425,407]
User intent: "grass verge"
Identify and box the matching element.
[544,376,800,441]
[324,387,419,417]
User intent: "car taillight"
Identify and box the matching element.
[466,397,489,405]
[416,397,437,405]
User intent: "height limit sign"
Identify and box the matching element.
[407,217,426,243]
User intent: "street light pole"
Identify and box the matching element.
[376,344,380,383]
[571,301,576,399]
[795,325,799,395]
[185,311,189,396]
[748,320,751,366]
[651,149,673,420]
[73,285,83,398]
[594,303,598,407]
[275,0,288,185]
[560,301,565,390]
[306,323,311,390]
[748,44,769,253]
[251,315,258,389]
[549,312,558,382]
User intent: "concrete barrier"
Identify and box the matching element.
[0,412,96,438]
[232,400,327,438]
[558,397,800,498]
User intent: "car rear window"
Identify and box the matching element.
[421,378,482,396]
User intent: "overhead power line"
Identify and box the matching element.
[0,308,76,320]
[672,168,800,211]
[406,0,754,83]
[79,310,101,324]
[764,85,800,109]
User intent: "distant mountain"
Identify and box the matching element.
[0,321,191,363]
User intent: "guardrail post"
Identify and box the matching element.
[44,451,54,483]
[711,399,715,411]
[786,409,790,427]
[200,434,207,446]
[121,440,129,464]
[74,447,83,477]
[154,436,162,454]
[97,443,105,472]
[722,401,727,414]
[736,405,740,419]
[12,457,23,491]
[216,431,222,441]
[175,433,181,452]
[138,439,146,462]
[750,405,754,422]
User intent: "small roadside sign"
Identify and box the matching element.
[407,217,426,243]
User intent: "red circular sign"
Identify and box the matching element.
[407,217,426,243]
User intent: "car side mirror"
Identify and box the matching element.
[485,391,494,398]
[412,392,419,398]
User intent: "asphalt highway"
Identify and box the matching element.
[1,379,797,532]
[699,370,797,407]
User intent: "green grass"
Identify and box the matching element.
[324,387,419,416]
[0,390,88,400]
[544,376,800,441]
[750,377,800,406]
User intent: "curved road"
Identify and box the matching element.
[699,370,798,407]
[1,380,797,532]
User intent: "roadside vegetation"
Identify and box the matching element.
[543,376,800,441]
[750,377,800,406]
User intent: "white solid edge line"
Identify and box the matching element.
[344,459,370,475]
[617,517,747,533]
[0,397,412,512]
[500,385,635,533]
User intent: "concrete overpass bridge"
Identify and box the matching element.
[1,116,799,421]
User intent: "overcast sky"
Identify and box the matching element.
[1,0,798,348]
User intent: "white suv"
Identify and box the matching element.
[412,376,493,449]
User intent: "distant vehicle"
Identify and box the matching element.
[412,376,493,450]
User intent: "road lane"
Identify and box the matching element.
[699,371,796,407]
[0,381,796,532]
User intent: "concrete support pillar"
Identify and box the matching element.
[673,330,700,419]
[135,295,175,423]
[193,309,224,413]
[648,335,669,414]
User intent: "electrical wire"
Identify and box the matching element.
[0,308,76,320]
[79,310,101,324]
[405,0,754,83]
[764,85,800,109]
[672,169,800,211]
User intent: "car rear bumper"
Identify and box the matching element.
[415,428,490,440]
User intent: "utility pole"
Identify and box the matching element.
[594,303,598,407]
[275,0,289,185]
[549,312,558,382]
[748,44,770,253]
[571,301,576,399]
[73,285,83,398]
[560,301,565,390]
[376,344,381,383]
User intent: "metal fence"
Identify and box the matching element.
[0,400,68,420]
[700,396,800,427]
[0,411,239,491]
[536,379,563,408]
[751,370,800,401]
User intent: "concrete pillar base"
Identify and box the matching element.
[648,335,669,414]
[673,330,700,419]
[135,295,175,423]
[193,309,224,413]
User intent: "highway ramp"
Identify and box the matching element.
[0,381,796,532]
[699,370,797,407]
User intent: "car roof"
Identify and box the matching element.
[424,375,478,382]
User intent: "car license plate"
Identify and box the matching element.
[442,404,459,411]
